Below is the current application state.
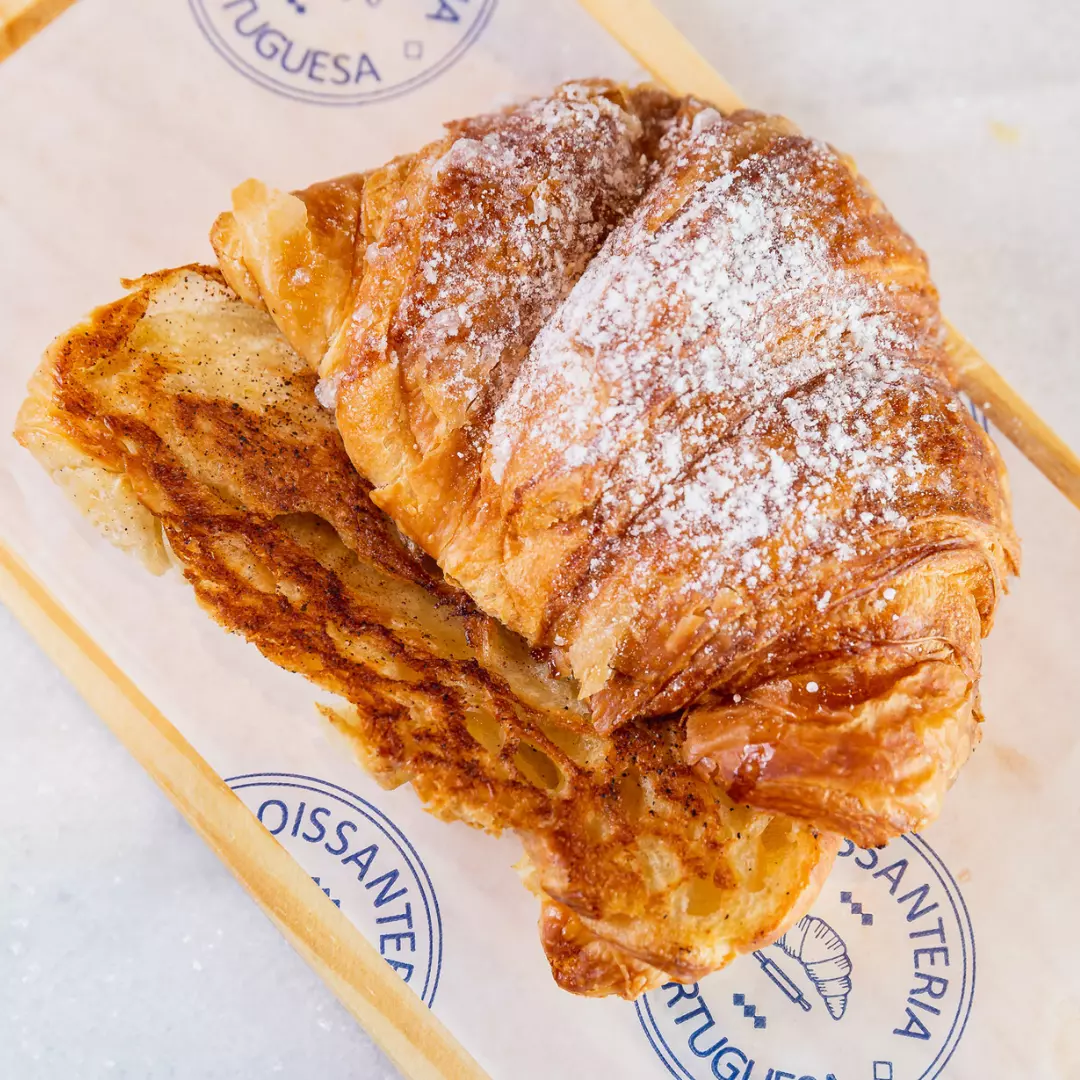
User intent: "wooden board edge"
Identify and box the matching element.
[0,0,78,63]
[0,539,490,1080]
[943,320,1080,509]
[579,0,744,111]
[578,0,1080,513]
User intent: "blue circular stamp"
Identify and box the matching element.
[190,0,497,107]
[636,834,975,1080]
[227,772,443,1006]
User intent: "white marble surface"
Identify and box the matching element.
[2,1,1079,1078]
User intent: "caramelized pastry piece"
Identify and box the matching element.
[211,172,368,371]
[328,102,1017,844]
[683,550,992,845]
[15,264,426,587]
[15,265,837,996]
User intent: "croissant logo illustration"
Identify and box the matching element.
[190,0,496,106]
[769,915,853,1020]
[636,834,976,1080]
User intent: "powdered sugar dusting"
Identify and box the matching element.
[314,370,340,410]
[384,82,653,445]
[487,108,949,603]
[634,352,934,596]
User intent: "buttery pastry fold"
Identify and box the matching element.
[324,81,680,559]
[211,171,368,372]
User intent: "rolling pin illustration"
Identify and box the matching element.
[752,950,812,1012]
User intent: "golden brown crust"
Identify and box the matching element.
[16,264,429,589]
[538,900,671,998]
[320,96,1017,844]
[211,173,368,371]
[14,265,837,996]
[329,80,680,558]
[683,548,992,845]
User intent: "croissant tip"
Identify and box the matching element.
[826,997,848,1020]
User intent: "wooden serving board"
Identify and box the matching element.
[3,3,1079,1079]
[0,0,75,60]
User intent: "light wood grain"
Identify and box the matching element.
[0,542,489,1080]
[579,0,743,112]
[945,321,1080,507]
[0,0,76,61]
[578,0,1080,513]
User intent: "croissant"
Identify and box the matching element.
[771,914,853,1020]
[216,85,1018,847]
[212,79,681,380]
[14,78,1020,1002]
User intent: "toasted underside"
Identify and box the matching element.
[14,265,837,997]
